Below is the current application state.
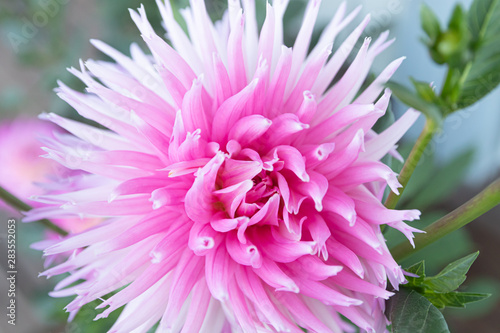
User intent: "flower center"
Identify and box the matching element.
[214,158,280,223]
[184,142,314,255]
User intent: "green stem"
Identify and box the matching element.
[390,177,500,261]
[0,185,68,236]
[440,67,456,100]
[385,118,438,209]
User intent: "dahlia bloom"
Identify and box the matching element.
[27,1,422,332]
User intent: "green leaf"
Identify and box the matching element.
[411,78,438,102]
[387,288,450,333]
[405,261,426,287]
[406,261,426,277]
[423,252,479,293]
[421,3,441,43]
[446,277,500,318]
[448,4,467,32]
[425,291,491,309]
[386,81,443,124]
[457,0,500,108]
[397,253,488,311]
[468,0,500,42]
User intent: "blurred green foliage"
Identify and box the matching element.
[386,2,500,329]
[97,0,164,53]
[382,136,499,324]
[394,0,500,118]
[383,142,476,272]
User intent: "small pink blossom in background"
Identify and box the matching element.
[0,118,100,265]
[27,0,423,332]
[0,118,61,204]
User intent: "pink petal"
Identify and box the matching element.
[361,108,421,161]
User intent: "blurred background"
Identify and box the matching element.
[0,0,498,332]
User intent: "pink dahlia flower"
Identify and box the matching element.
[27,1,422,332]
